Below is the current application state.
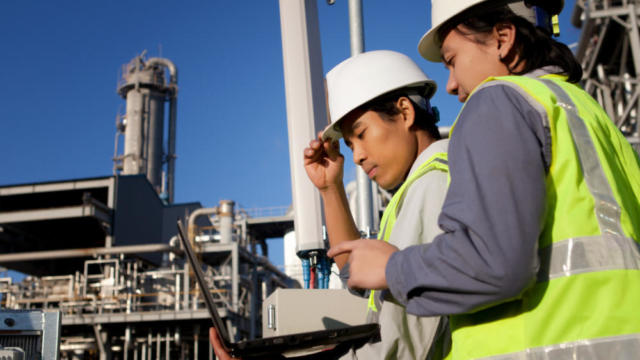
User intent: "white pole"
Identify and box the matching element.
[278,0,327,253]
[349,0,375,235]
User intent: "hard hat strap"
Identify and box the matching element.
[407,93,429,112]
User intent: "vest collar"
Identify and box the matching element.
[406,139,450,179]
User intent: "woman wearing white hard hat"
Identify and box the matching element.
[329,0,640,359]
[305,50,450,359]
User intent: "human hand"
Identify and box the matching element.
[327,239,399,290]
[209,327,240,360]
[303,132,344,192]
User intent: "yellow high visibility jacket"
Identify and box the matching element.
[368,151,449,313]
[448,74,640,359]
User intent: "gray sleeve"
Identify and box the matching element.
[385,84,549,316]
[340,262,367,298]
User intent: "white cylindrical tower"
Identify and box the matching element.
[116,54,178,201]
[218,200,235,244]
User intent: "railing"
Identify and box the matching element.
[243,205,290,219]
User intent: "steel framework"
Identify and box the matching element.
[573,0,640,152]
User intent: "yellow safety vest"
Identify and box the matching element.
[368,152,449,313]
[447,74,640,359]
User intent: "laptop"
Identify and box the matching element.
[176,220,379,359]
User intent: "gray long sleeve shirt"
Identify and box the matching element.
[386,71,554,316]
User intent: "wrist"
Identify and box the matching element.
[319,182,344,195]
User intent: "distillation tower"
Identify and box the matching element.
[572,0,640,154]
[113,53,178,203]
[0,53,296,360]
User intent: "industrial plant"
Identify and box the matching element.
[1,0,639,359]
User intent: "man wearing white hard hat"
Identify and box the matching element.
[329,0,640,359]
[208,50,450,360]
[305,50,450,359]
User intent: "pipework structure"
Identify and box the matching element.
[0,194,296,359]
[572,0,640,153]
[0,51,298,358]
[113,52,178,203]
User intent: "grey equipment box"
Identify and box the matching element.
[262,289,369,337]
[0,310,61,360]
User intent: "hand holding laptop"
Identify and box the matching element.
[178,220,378,359]
[210,327,239,360]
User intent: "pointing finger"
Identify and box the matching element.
[327,241,358,258]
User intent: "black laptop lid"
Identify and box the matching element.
[176,220,234,351]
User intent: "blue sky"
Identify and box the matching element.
[0,1,580,271]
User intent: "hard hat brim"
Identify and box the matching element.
[418,28,443,62]
[321,122,342,142]
[418,0,511,62]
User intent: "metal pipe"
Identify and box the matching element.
[175,266,181,311]
[187,207,218,241]
[193,325,199,360]
[348,0,364,55]
[183,265,190,311]
[0,244,182,263]
[124,326,131,360]
[156,332,160,360]
[348,0,375,234]
[146,58,178,85]
[147,332,152,360]
[254,255,290,283]
[145,58,178,202]
[167,94,177,204]
[146,92,166,193]
[166,328,171,360]
[627,4,640,77]
[232,245,239,312]
[93,324,108,360]
[249,264,258,339]
[219,200,235,244]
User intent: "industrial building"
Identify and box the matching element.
[1,0,640,359]
[0,53,298,360]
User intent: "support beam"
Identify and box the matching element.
[0,243,182,263]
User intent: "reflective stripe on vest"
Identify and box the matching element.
[447,75,640,360]
[535,79,640,282]
[367,152,449,313]
[538,234,640,281]
[479,333,640,360]
[540,79,624,236]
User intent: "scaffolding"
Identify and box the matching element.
[573,0,640,153]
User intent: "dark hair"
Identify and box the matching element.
[361,89,441,140]
[437,5,582,83]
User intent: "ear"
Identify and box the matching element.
[494,22,517,60]
[396,97,416,130]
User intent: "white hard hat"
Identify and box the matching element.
[322,50,436,141]
[418,0,563,62]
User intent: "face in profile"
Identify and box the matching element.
[441,25,513,102]
[341,103,417,190]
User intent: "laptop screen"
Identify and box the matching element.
[176,220,233,350]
